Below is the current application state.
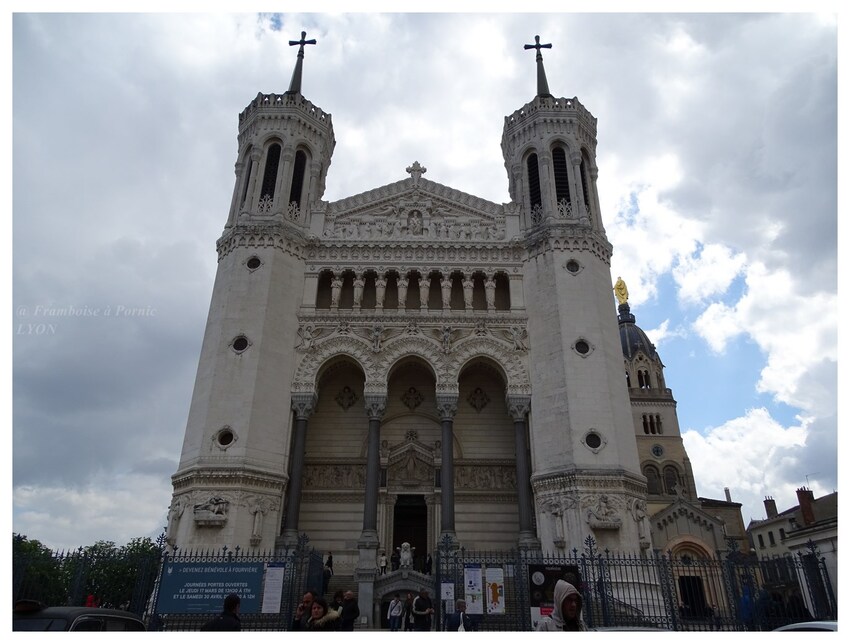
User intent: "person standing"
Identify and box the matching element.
[325,551,334,574]
[322,565,332,596]
[402,592,415,631]
[292,590,317,630]
[535,580,586,631]
[444,598,472,632]
[200,593,241,631]
[412,588,434,631]
[424,553,433,575]
[339,590,360,631]
[306,597,340,632]
[379,552,388,575]
[387,593,403,631]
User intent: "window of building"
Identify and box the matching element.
[552,146,571,207]
[768,531,776,546]
[644,465,661,495]
[260,143,282,201]
[758,534,765,548]
[526,153,542,221]
[663,466,680,494]
[288,149,307,207]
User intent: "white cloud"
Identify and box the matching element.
[672,243,747,305]
[681,407,836,523]
[693,261,837,411]
[14,473,172,550]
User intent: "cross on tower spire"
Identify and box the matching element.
[523,35,553,98]
[285,30,317,95]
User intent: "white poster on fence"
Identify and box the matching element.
[463,564,484,614]
[484,567,505,615]
[261,564,286,613]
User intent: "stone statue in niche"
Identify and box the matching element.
[408,210,423,236]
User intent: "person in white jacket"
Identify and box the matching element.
[387,593,403,631]
[536,580,586,631]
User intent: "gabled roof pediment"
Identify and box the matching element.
[651,498,722,533]
[321,175,515,242]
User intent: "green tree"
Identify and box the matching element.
[12,533,66,605]
[13,533,164,613]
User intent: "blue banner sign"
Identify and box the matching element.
[156,562,265,614]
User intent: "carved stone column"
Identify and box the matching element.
[570,151,589,225]
[282,393,317,546]
[360,395,386,544]
[226,160,244,227]
[507,395,539,548]
[246,148,263,212]
[436,394,458,542]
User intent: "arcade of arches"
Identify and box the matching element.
[289,356,529,562]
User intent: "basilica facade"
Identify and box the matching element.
[168,34,744,620]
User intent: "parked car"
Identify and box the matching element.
[773,620,837,632]
[13,599,146,631]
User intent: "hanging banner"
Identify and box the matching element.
[155,561,264,614]
[484,567,505,615]
[463,564,484,615]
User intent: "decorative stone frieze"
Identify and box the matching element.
[217,222,308,261]
[303,463,367,489]
[454,464,516,490]
[583,493,623,531]
[192,495,231,527]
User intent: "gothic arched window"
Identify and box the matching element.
[552,146,571,209]
[260,143,281,202]
[289,149,308,208]
[526,153,542,222]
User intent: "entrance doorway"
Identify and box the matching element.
[393,495,427,571]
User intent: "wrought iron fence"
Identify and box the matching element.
[148,535,322,631]
[435,536,836,631]
[13,537,162,615]
[13,533,323,632]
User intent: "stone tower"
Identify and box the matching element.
[501,37,646,553]
[168,34,335,550]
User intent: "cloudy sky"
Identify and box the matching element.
[10,6,840,551]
